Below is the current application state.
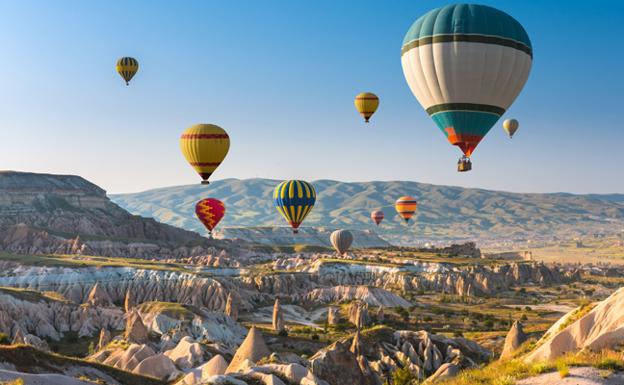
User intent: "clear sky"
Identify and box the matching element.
[0,1,622,194]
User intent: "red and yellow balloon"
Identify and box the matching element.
[395,196,417,223]
[195,198,225,236]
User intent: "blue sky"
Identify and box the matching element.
[0,1,622,194]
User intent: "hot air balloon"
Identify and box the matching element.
[116,57,139,86]
[503,119,519,138]
[354,92,379,123]
[195,198,225,236]
[371,210,385,226]
[401,4,532,171]
[273,180,316,234]
[180,124,230,184]
[395,196,417,223]
[330,229,353,256]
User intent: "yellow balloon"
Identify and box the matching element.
[180,124,230,184]
[354,92,379,123]
[116,57,139,86]
[503,119,519,138]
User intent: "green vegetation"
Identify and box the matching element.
[0,252,191,273]
[0,287,68,303]
[436,349,624,385]
[138,301,198,319]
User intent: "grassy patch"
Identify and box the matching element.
[0,287,67,303]
[138,301,197,319]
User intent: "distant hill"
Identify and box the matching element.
[112,179,624,245]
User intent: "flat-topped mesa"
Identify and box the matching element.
[0,171,108,212]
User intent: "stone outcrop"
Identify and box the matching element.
[310,327,490,385]
[96,328,111,351]
[133,353,180,381]
[126,313,149,344]
[272,298,285,332]
[327,307,339,325]
[0,171,227,259]
[226,327,271,374]
[500,321,527,360]
[225,292,238,321]
[348,301,370,329]
[306,286,411,308]
[164,336,204,369]
[87,283,113,307]
[525,287,624,362]
[0,290,124,340]
[124,289,135,313]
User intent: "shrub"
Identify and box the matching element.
[521,314,528,321]
[311,333,319,341]
[556,361,569,378]
[278,329,288,337]
[0,333,10,345]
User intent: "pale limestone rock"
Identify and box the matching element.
[87,283,113,307]
[125,312,149,344]
[96,328,111,351]
[133,353,180,381]
[500,321,527,360]
[164,336,204,369]
[226,327,271,373]
[272,298,285,332]
[225,292,238,321]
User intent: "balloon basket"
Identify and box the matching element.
[457,156,472,172]
[201,180,210,185]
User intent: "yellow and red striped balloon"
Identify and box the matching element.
[395,196,418,223]
[354,92,379,123]
[180,124,230,184]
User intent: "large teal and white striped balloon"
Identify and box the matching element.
[401,4,532,159]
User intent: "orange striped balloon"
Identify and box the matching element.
[395,196,417,223]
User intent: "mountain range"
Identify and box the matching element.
[111,178,624,245]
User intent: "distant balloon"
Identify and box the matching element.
[195,198,225,235]
[180,124,230,184]
[273,180,316,234]
[116,57,139,86]
[371,210,385,226]
[354,92,379,123]
[330,229,353,255]
[503,119,519,138]
[401,4,532,169]
[395,196,417,223]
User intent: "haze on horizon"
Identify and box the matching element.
[0,0,622,195]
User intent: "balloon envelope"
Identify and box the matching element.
[180,124,230,184]
[354,92,379,123]
[401,4,532,157]
[503,119,519,138]
[116,57,139,85]
[395,196,418,223]
[273,180,316,234]
[371,210,385,225]
[330,229,354,255]
[195,198,225,233]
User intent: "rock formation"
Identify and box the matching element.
[125,313,149,344]
[525,287,624,362]
[500,321,527,360]
[348,301,370,329]
[96,328,111,351]
[133,353,180,381]
[272,298,285,332]
[225,292,238,321]
[178,354,229,384]
[327,307,339,325]
[87,283,113,307]
[164,336,204,369]
[310,327,490,385]
[226,327,271,373]
[124,289,135,313]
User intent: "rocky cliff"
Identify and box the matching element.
[0,171,229,258]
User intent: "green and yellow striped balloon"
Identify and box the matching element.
[273,180,316,234]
